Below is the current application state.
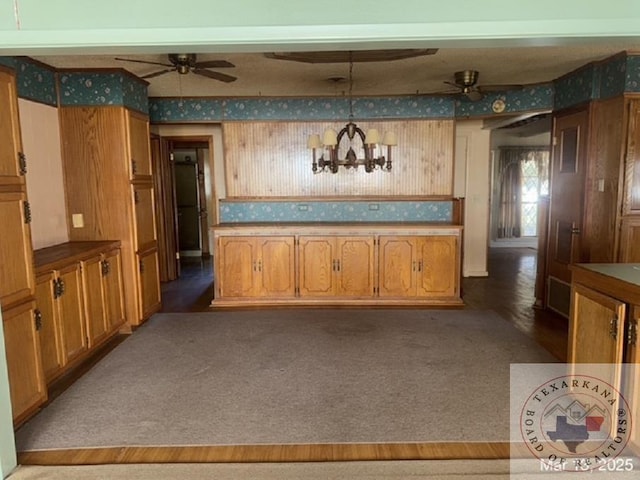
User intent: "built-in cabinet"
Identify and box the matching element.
[59,106,161,326]
[378,236,458,298]
[568,263,640,451]
[298,236,375,298]
[0,67,46,425]
[212,225,461,307]
[33,242,125,384]
[218,236,295,298]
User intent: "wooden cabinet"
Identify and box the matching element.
[128,110,152,179]
[59,106,161,326]
[298,236,374,297]
[0,190,35,308]
[217,236,295,298]
[568,263,640,452]
[212,225,462,307]
[0,67,43,424]
[81,249,125,347]
[34,241,125,384]
[378,235,458,299]
[2,300,46,425]
[0,68,26,187]
[138,248,161,319]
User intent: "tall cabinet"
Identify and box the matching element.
[0,67,47,424]
[59,106,161,327]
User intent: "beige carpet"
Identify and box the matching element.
[9,460,640,479]
[16,309,556,450]
[9,460,512,479]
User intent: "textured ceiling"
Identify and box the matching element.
[34,42,640,98]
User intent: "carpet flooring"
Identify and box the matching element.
[15,309,556,451]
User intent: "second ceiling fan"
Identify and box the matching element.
[115,54,237,82]
[438,70,521,101]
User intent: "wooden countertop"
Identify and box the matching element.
[212,222,462,235]
[34,241,121,275]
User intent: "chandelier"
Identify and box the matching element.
[307,58,397,174]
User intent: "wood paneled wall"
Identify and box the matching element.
[223,120,454,197]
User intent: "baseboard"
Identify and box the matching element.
[490,238,538,248]
[463,270,489,277]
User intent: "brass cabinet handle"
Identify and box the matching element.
[34,309,42,331]
[18,152,27,175]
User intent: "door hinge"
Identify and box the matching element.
[18,152,27,175]
[628,319,638,347]
[609,315,618,340]
[34,309,42,331]
[23,200,32,224]
[131,159,138,175]
[139,259,145,273]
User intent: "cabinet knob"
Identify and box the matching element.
[34,309,42,331]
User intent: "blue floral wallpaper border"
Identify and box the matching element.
[219,200,453,223]
[58,71,148,113]
[15,58,57,106]
[0,56,17,69]
[455,84,554,118]
[626,55,640,92]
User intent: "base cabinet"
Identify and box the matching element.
[568,264,640,453]
[33,241,125,385]
[218,236,295,298]
[378,235,458,299]
[298,236,374,297]
[138,249,161,320]
[212,225,462,306]
[2,300,46,424]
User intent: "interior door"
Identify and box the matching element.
[546,109,589,316]
[174,160,201,253]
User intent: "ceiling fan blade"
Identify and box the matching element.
[478,84,523,92]
[194,60,235,69]
[114,57,172,68]
[464,89,484,102]
[443,81,460,89]
[141,68,175,79]
[193,69,237,83]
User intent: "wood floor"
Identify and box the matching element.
[18,247,568,465]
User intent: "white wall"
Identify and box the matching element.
[455,120,491,277]
[0,309,17,479]
[19,99,69,249]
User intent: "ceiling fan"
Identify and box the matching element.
[114,54,237,82]
[437,70,520,101]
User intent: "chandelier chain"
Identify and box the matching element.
[348,52,354,120]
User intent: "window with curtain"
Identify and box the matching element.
[495,147,549,239]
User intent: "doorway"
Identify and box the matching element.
[173,149,205,256]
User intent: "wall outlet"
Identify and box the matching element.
[598,179,605,192]
[298,204,309,211]
[368,203,380,211]
[72,213,84,228]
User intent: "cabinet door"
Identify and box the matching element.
[218,237,257,297]
[128,111,152,178]
[625,306,640,452]
[0,191,35,308]
[0,69,26,186]
[81,255,108,348]
[57,264,88,363]
[133,183,157,251]
[335,237,375,297]
[34,273,63,381]
[416,236,458,297]
[138,249,161,320]
[568,284,626,364]
[378,236,417,297]
[103,249,125,331]
[2,300,46,423]
[298,237,335,297]
[255,237,295,297]
[624,99,640,214]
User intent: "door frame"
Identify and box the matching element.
[153,135,215,278]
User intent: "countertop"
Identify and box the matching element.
[572,263,640,288]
